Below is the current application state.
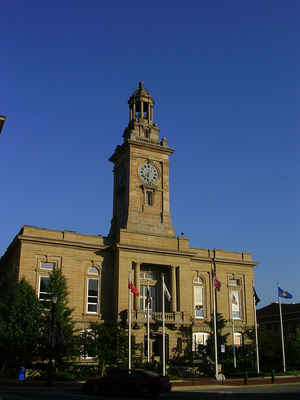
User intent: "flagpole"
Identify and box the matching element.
[212,252,219,380]
[253,290,260,374]
[147,282,150,363]
[278,284,286,373]
[162,273,166,376]
[232,317,237,368]
[128,270,132,371]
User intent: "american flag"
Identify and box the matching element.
[212,270,221,291]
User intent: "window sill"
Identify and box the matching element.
[82,312,101,317]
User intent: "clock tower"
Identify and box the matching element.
[109,82,175,238]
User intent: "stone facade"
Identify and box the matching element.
[0,82,258,361]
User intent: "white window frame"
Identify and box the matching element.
[88,266,99,275]
[229,279,241,286]
[192,332,210,351]
[193,277,204,319]
[234,332,242,347]
[140,270,156,280]
[80,329,95,360]
[86,278,99,314]
[40,261,55,270]
[140,285,156,311]
[38,276,51,303]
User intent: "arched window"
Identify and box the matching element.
[193,276,205,319]
[193,276,202,284]
[88,266,99,275]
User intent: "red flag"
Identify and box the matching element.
[128,281,139,296]
[213,271,221,291]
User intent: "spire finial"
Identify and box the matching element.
[139,81,144,89]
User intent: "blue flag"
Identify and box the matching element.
[278,287,293,299]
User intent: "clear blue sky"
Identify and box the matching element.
[1,1,298,307]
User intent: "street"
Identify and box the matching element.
[1,383,300,400]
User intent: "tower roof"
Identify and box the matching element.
[129,82,154,104]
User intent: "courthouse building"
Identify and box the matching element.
[0,82,258,360]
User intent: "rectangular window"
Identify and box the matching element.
[146,191,153,206]
[80,330,94,360]
[192,332,210,351]
[229,279,240,286]
[194,285,204,318]
[87,278,99,313]
[144,103,149,120]
[39,276,50,303]
[234,333,242,346]
[140,285,157,312]
[140,270,156,280]
[231,289,241,319]
[40,262,55,270]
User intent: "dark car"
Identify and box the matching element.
[83,368,171,397]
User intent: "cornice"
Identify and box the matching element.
[115,242,193,259]
[114,242,258,267]
[18,234,111,252]
[16,234,257,267]
[109,140,174,162]
[191,256,258,267]
[127,140,175,155]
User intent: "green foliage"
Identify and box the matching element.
[257,327,282,371]
[0,269,77,373]
[66,364,100,380]
[243,326,300,373]
[39,267,77,367]
[0,278,43,368]
[80,322,128,376]
[206,313,229,360]
[133,360,162,373]
[286,329,300,370]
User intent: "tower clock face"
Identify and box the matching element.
[138,163,158,184]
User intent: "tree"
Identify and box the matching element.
[257,326,282,371]
[285,329,300,370]
[0,278,43,369]
[206,313,229,360]
[244,325,300,373]
[40,267,77,368]
[81,322,128,376]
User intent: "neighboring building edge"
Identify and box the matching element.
[257,303,300,339]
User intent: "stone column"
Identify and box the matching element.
[135,262,141,311]
[133,103,136,120]
[141,101,144,120]
[171,266,177,312]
